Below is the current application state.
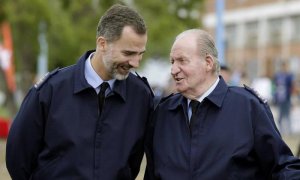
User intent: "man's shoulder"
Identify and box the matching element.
[128,72,154,97]
[34,65,76,90]
[156,93,182,107]
[229,84,268,104]
[34,68,61,90]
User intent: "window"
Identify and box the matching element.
[225,24,237,48]
[291,15,300,42]
[245,21,258,48]
[268,18,282,45]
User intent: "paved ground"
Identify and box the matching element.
[1,105,300,179]
[0,139,10,180]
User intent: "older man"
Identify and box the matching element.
[144,29,300,180]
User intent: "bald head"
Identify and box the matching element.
[173,29,220,74]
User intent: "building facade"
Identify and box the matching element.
[203,0,300,84]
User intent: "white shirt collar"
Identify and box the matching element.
[198,77,219,102]
[187,77,220,119]
[187,77,220,105]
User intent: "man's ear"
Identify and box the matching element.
[205,54,214,71]
[97,36,107,50]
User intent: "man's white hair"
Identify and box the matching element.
[175,29,220,75]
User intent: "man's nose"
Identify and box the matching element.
[171,63,180,76]
[129,55,141,68]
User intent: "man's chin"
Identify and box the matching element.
[175,85,185,92]
[114,73,129,80]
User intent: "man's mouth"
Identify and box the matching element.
[174,77,183,82]
[118,65,131,73]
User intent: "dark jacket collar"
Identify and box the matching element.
[206,76,228,108]
[73,50,127,101]
[111,77,127,102]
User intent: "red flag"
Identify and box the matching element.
[0,21,16,92]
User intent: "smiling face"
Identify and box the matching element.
[95,26,147,80]
[170,31,216,99]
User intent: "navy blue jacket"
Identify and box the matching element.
[6,51,153,180]
[145,77,300,180]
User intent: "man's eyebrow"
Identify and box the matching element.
[139,50,146,54]
[122,50,146,54]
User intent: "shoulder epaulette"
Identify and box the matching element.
[34,68,60,90]
[135,72,154,97]
[243,84,267,104]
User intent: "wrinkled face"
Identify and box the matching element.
[170,35,208,97]
[102,26,147,80]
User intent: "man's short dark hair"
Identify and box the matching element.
[96,4,146,42]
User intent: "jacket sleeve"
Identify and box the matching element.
[252,103,300,179]
[128,91,154,179]
[143,105,158,180]
[6,88,46,180]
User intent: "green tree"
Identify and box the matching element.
[1,0,53,115]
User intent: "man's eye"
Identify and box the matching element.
[179,58,186,63]
[123,52,134,56]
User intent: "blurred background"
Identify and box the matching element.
[1,0,300,179]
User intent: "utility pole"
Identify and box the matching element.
[216,0,225,65]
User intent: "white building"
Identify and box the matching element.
[203,0,300,83]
